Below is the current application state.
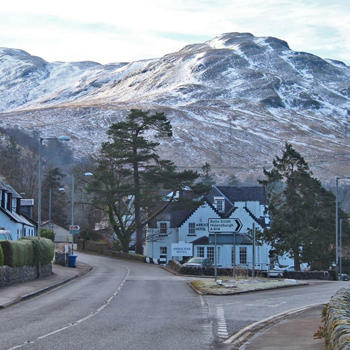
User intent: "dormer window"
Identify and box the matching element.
[214,197,225,212]
[158,222,168,235]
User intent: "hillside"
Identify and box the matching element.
[0,32,349,183]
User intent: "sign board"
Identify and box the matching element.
[208,218,242,233]
[69,225,80,235]
[171,243,193,257]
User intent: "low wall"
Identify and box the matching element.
[0,263,52,287]
[167,260,332,279]
[325,286,350,350]
[77,240,145,263]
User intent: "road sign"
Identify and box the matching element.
[208,218,242,233]
[69,225,80,231]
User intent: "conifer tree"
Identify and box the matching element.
[88,109,208,254]
[259,143,345,270]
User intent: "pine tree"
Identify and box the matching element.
[259,143,341,270]
[42,167,67,227]
[88,109,208,254]
[201,162,215,186]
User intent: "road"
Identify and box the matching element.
[0,253,346,350]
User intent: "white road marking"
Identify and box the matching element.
[6,266,130,350]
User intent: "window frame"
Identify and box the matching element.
[158,221,168,235]
[188,222,196,235]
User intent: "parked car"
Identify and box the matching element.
[183,257,213,267]
[339,273,350,281]
[268,266,284,277]
[282,265,295,272]
[0,230,12,240]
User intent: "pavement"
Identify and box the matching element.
[0,260,326,350]
[0,262,92,309]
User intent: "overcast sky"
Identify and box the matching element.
[1,0,349,65]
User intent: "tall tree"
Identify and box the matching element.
[88,109,208,254]
[42,167,67,227]
[201,162,216,186]
[259,143,345,270]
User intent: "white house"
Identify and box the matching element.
[0,180,36,240]
[145,186,294,268]
[42,221,72,243]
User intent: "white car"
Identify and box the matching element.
[281,265,295,272]
[183,257,213,267]
[268,266,284,277]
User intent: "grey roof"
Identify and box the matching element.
[0,206,35,227]
[6,185,22,198]
[213,186,267,204]
[148,186,268,229]
[0,179,8,190]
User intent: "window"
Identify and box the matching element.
[159,222,168,235]
[239,247,247,265]
[207,247,214,264]
[188,222,195,235]
[214,197,225,212]
[197,247,204,257]
[160,247,167,255]
[216,200,224,212]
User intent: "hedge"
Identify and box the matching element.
[0,237,54,267]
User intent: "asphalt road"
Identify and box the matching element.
[0,253,346,350]
[0,253,213,350]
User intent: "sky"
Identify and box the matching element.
[1,0,349,65]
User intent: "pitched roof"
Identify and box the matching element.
[6,184,22,198]
[148,186,268,229]
[210,186,268,205]
[0,206,35,227]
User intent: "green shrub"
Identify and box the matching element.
[0,240,15,266]
[40,229,55,242]
[0,238,54,267]
[40,238,54,265]
[0,244,3,266]
[22,237,54,265]
[18,239,35,266]
[0,239,35,267]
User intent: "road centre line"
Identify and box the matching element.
[6,266,130,350]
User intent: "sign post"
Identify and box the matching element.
[208,219,243,281]
[69,225,80,254]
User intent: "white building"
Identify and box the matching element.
[146,186,294,268]
[42,221,72,243]
[0,180,36,240]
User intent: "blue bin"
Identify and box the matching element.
[68,255,77,268]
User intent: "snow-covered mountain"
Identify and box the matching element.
[0,32,349,183]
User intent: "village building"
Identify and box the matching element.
[0,180,36,240]
[146,186,293,268]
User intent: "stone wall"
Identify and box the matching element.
[167,260,333,280]
[284,270,332,280]
[0,264,52,287]
[325,286,350,349]
[77,240,145,263]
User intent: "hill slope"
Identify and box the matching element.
[0,32,349,182]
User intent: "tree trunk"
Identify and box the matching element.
[293,249,301,271]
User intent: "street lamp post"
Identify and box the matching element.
[335,176,350,280]
[71,172,93,254]
[38,136,70,278]
[38,136,70,238]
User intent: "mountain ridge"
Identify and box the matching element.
[0,32,349,183]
